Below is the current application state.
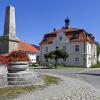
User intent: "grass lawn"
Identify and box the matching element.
[91,63,100,68]
[57,63,100,69]
[43,75,60,85]
[57,65,85,70]
[0,75,60,96]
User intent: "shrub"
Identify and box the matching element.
[7,50,29,62]
[32,62,39,67]
[44,49,68,68]
[91,62,100,68]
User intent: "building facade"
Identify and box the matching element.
[40,18,97,68]
[98,54,100,62]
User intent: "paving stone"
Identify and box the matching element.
[2,75,100,100]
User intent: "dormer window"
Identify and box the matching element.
[85,33,88,37]
[73,32,79,39]
[44,38,49,42]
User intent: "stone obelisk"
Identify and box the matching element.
[4,5,16,36]
[0,5,20,54]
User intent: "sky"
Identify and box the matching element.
[0,0,100,45]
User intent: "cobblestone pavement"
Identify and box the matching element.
[12,74,100,100]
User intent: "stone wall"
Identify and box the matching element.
[0,65,8,87]
[7,68,39,85]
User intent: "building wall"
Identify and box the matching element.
[27,52,40,63]
[40,32,97,68]
[98,54,100,62]
[28,53,37,63]
[85,42,97,68]
[85,42,92,68]
[91,43,97,64]
[41,32,85,67]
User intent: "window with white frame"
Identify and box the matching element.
[45,58,48,62]
[88,57,91,64]
[60,36,62,41]
[75,45,79,52]
[63,58,66,62]
[63,46,66,52]
[75,58,79,63]
[56,46,59,50]
[45,47,48,53]
[73,32,79,38]
[88,45,89,53]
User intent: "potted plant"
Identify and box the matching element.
[7,50,30,73]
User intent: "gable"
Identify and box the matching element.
[52,32,69,44]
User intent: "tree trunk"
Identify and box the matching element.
[55,58,57,68]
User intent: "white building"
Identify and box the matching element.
[40,18,97,68]
[98,54,100,62]
[18,41,40,63]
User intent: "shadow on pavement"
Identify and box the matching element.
[78,73,100,76]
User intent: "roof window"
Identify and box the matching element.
[73,32,79,38]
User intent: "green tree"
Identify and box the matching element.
[44,49,68,68]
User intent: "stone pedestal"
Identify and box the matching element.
[7,68,40,85]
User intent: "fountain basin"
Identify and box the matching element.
[7,62,29,73]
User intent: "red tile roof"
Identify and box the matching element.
[40,27,95,45]
[18,41,39,52]
[31,44,40,50]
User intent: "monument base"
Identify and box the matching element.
[7,68,41,85]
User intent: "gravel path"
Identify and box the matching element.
[12,74,100,100]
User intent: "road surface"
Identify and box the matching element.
[34,68,100,90]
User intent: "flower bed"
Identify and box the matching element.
[7,50,30,73]
[7,50,29,62]
[7,62,29,73]
[0,55,10,65]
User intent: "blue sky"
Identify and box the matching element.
[0,0,100,45]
